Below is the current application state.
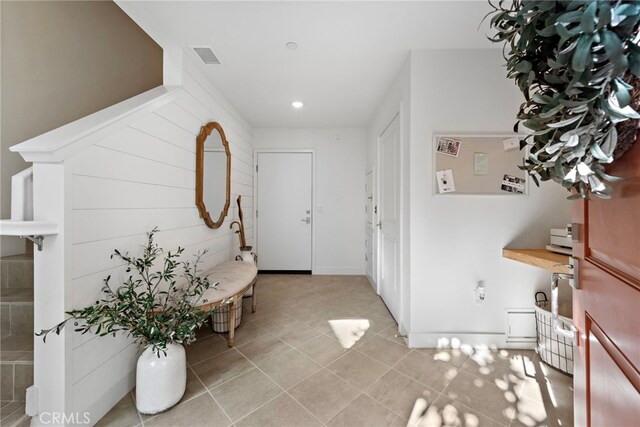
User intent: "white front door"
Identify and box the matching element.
[378,115,400,321]
[256,152,313,271]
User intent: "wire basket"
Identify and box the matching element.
[534,292,574,376]
[210,302,243,333]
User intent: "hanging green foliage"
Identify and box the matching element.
[487,0,640,199]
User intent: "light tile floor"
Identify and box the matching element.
[95,274,573,427]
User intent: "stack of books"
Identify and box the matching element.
[546,225,573,255]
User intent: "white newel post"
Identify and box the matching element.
[32,162,72,426]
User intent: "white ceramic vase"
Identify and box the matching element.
[240,246,255,263]
[135,343,186,414]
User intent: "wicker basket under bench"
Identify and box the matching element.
[195,260,258,347]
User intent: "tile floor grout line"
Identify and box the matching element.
[192,349,260,394]
[391,349,463,425]
[434,358,514,427]
[455,351,536,400]
[235,336,296,367]
[190,364,236,427]
[145,372,211,415]
[271,345,325,387]
[130,390,145,427]
[232,348,326,427]
[0,401,24,423]
[319,366,366,427]
[339,349,409,420]
[359,388,409,423]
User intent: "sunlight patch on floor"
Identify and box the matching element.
[328,318,370,349]
[408,398,481,427]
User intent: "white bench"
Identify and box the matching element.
[195,261,258,347]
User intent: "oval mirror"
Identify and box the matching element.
[196,122,231,228]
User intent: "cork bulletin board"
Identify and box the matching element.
[433,134,528,195]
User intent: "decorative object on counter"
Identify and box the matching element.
[547,225,573,255]
[487,1,640,199]
[534,292,574,376]
[196,122,231,228]
[36,228,226,414]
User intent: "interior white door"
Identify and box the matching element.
[378,115,401,321]
[365,170,374,227]
[365,227,375,285]
[256,152,312,271]
[365,171,376,287]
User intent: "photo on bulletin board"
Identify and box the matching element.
[435,137,462,157]
[433,134,528,195]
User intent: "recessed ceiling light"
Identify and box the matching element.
[286,42,298,50]
[291,101,304,109]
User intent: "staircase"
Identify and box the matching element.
[1,253,34,426]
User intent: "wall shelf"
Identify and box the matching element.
[502,248,571,274]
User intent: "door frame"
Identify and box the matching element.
[365,168,377,288]
[253,148,317,274]
[376,110,405,328]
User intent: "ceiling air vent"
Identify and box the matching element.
[192,46,220,65]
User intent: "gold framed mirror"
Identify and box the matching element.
[196,122,231,228]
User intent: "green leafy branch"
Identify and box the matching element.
[487,0,640,199]
[37,227,227,357]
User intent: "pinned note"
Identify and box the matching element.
[503,137,520,151]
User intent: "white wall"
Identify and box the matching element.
[366,56,412,334]
[18,53,254,424]
[253,128,366,275]
[406,49,571,346]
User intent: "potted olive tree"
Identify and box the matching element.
[37,228,226,414]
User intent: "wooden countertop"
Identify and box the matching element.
[502,248,571,274]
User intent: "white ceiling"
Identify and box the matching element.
[117,1,498,128]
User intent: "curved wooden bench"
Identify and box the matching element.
[195,260,258,347]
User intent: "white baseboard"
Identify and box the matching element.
[83,369,135,426]
[408,332,536,350]
[313,267,365,275]
[398,322,409,338]
[365,274,377,290]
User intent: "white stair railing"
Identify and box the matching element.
[0,166,57,251]
[11,166,33,220]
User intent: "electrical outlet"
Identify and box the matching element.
[474,281,486,305]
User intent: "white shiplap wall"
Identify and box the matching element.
[63,56,254,419]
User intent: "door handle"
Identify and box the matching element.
[551,272,578,345]
[377,221,382,230]
[554,257,579,289]
[301,217,311,224]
